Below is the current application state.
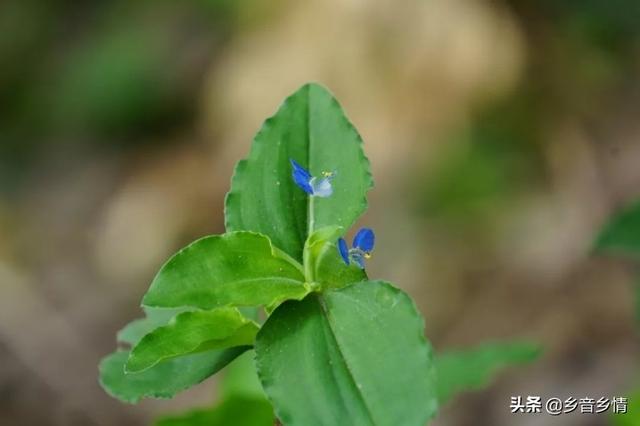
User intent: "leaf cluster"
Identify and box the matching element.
[99,83,539,425]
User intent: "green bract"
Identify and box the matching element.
[98,83,538,425]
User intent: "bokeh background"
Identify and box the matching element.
[1,0,640,425]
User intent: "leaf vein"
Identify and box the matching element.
[317,295,377,425]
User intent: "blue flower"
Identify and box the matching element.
[290,159,335,197]
[338,228,375,269]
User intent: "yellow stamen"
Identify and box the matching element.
[364,253,372,259]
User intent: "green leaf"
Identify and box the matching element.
[101,307,248,403]
[225,83,373,261]
[142,232,309,310]
[255,280,437,426]
[595,200,640,258]
[435,341,541,404]
[99,347,247,404]
[126,308,259,373]
[154,396,274,426]
[117,308,188,346]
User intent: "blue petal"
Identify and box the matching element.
[337,238,350,265]
[290,159,313,194]
[290,159,311,180]
[310,177,333,198]
[293,171,314,194]
[353,228,375,253]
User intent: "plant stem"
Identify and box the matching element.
[303,244,314,283]
[304,195,316,283]
[308,195,315,234]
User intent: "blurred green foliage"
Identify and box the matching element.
[417,0,640,229]
[0,0,263,192]
[435,341,541,405]
[611,389,640,426]
[594,197,640,425]
[218,350,264,400]
[419,96,542,225]
[538,0,640,52]
[595,201,640,260]
[155,397,273,426]
[155,351,274,426]
[595,199,640,323]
